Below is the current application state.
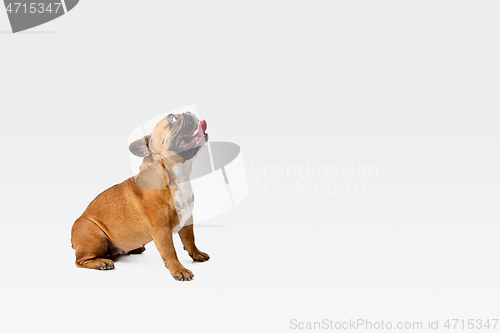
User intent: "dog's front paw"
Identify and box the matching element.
[170,266,194,281]
[190,250,210,262]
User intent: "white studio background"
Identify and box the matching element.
[1,1,500,333]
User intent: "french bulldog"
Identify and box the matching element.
[71,111,209,281]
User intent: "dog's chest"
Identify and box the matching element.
[171,161,195,233]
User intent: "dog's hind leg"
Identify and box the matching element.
[71,218,115,270]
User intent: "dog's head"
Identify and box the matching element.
[129,112,209,164]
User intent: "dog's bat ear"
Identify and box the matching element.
[129,135,151,157]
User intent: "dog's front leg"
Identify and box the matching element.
[149,223,194,281]
[179,218,210,262]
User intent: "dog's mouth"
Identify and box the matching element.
[176,120,208,151]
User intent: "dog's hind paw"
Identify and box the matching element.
[127,246,146,255]
[76,258,115,270]
[97,259,115,270]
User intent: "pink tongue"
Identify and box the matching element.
[200,120,207,132]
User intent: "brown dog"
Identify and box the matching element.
[71,112,209,281]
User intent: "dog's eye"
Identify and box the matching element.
[171,115,180,124]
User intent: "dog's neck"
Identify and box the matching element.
[135,155,193,189]
[171,159,194,184]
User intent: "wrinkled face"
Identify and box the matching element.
[129,112,208,162]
